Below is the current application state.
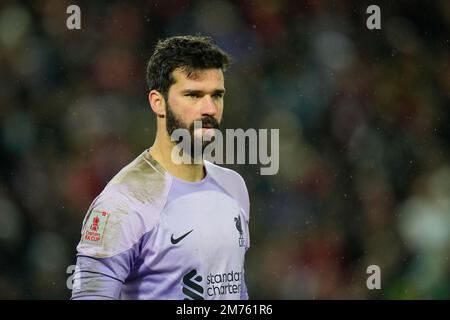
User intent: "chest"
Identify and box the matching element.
[150,191,247,267]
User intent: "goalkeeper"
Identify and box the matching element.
[71,36,250,300]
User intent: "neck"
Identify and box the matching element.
[149,130,205,182]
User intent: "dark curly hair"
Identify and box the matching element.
[146,35,231,99]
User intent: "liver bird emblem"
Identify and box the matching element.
[234,216,243,238]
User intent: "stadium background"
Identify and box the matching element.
[0,0,449,299]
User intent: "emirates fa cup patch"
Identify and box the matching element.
[83,210,109,245]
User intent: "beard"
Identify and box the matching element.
[165,101,221,160]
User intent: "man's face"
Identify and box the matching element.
[165,68,225,151]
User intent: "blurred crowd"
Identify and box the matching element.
[0,0,449,299]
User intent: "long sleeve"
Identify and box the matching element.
[71,250,134,299]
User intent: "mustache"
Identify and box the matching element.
[191,116,220,130]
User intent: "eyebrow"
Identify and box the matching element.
[181,89,226,95]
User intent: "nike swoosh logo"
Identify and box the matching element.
[171,229,194,244]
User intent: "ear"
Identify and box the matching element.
[148,90,166,118]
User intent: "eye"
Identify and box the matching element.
[186,93,199,98]
[212,93,224,99]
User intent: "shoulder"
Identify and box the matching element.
[77,152,171,258]
[107,150,169,204]
[204,161,250,221]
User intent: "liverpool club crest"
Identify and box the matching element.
[234,216,245,247]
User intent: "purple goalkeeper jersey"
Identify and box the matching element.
[71,149,250,300]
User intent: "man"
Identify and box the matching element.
[71,36,250,300]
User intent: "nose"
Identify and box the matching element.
[201,95,217,116]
